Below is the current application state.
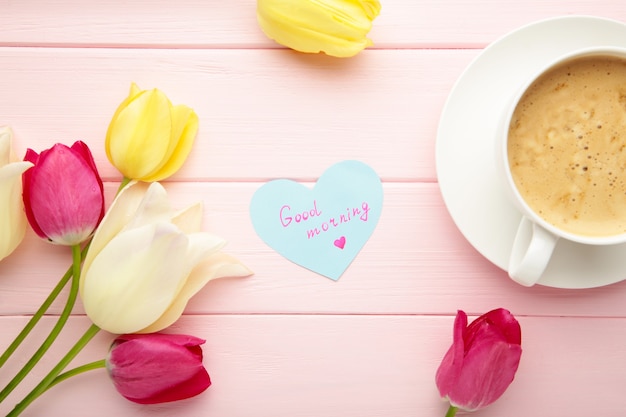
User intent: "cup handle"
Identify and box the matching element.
[508,217,559,286]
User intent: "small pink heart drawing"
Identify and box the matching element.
[334,236,346,250]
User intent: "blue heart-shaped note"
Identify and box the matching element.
[250,160,383,280]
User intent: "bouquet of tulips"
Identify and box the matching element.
[0,83,252,416]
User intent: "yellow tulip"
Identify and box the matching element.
[79,181,252,334]
[257,0,381,57]
[106,83,199,182]
[0,127,33,261]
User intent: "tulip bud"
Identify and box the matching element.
[106,333,211,404]
[435,309,522,412]
[0,127,33,261]
[80,181,252,334]
[22,141,104,246]
[257,0,381,58]
[106,83,199,182]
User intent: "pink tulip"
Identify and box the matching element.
[106,333,211,404]
[22,141,104,246]
[435,308,522,412]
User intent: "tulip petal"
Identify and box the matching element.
[128,82,142,98]
[72,140,105,223]
[257,0,380,57]
[171,202,203,234]
[81,181,145,294]
[187,231,226,257]
[466,308,522,346]
[139,250,252,334]
[158,231,226,308]
[448,334,522,411]
[105,83,198,181]
[435,310,468,401]
[0,127,12,166]
[23,143,104,245]
[0,128,32,260]
[81,182,173,296]
[136,232,226,334]
[123,182,173,230]
[139,362,210,404]
[0,160,34,181]
[106,87,173,180]
[436,309,522,412]
[359,0,381,19]
[259,19,372,57]
[82,222,191,334]
[21,148,46,240]
[142,105,198,182]
[107,334,210,404]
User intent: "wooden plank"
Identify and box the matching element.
[1,1,626,48]
[0,314,624,417]
[1,2,624,417]
[2,183,626,318]
[0,47,474,182]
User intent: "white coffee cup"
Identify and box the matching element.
[497,46,626,287]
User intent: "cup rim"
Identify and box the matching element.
[501,45,626,245]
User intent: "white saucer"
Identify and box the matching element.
[436,15,626,289]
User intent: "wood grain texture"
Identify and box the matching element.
[1,0,626,48]
[1,1,626,416]
[0,47,473,182]
[3,183,626,318]
[1,315,625,417]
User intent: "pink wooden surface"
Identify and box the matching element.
[2,1,626,416]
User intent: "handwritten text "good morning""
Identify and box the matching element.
[280,200,371,239]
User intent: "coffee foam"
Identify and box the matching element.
[508,56,626,237]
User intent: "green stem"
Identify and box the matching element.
[6,324,101,417]
[0,244,83,403]
[0,272,70,369]
[118,176,132,193]
[445,405,458,417]
[0,246,88,369]
[47,359,106,391]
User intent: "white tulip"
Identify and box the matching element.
[80,181,252,334]
[0,127,33,261]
